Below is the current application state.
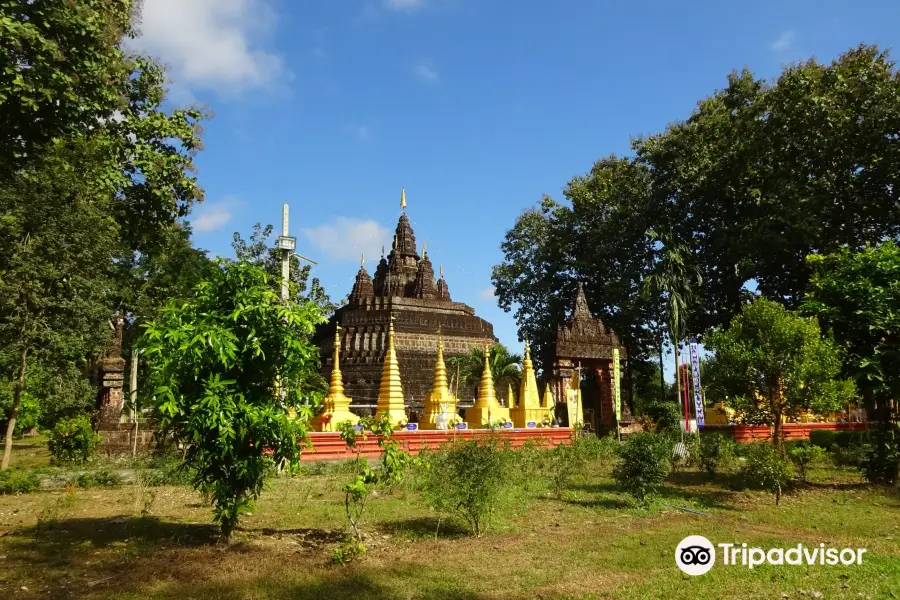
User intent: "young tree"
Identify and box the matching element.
[704,298,854,448]
[140,261,326,539]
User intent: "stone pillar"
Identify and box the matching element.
[98,314,126,424]
[596,365,616,431]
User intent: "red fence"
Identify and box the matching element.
[708,422,868,443]
[301,427,574,462]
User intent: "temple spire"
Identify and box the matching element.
[465,344,506,427]
[400,187,407,212]
[420,328,457,429]
[361,254,365,267]
[311,326,359,431]
[512,338,543,427]
[375,315,408,426]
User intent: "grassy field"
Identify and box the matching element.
[1,439,898,600]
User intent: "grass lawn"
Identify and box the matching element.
[0,446,898,600]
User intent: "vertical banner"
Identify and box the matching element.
[613,348,621,421]
[689,340,705,427]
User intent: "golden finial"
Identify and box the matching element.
[361,254,365,267]
[381,244,385,257]
[439,264,444,278]
[400,187,407,211]
[422,242,427,257]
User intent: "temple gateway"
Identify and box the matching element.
[313,189,496,417]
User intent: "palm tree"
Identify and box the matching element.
[447,343,522,403]
[641,228,702,417]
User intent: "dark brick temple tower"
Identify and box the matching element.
[314,189,496,415]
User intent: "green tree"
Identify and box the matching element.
[0,0,134,169]
[802,243,900,425]
[0,138,119,469]
[704,298,854,448]
[232,223,337,316]
[447,343,522,400]
[140,261,326,539]
[642,228,702,407]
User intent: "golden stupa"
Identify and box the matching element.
[374,316,408,427]
[419,330,458,430]
[511,340,545,427]
[465,345,509,427]
[542,383,556,423]
[312,326,359,431]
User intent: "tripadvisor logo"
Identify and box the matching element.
[675,536,867,576]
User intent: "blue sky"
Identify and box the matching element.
[134,0,899,379]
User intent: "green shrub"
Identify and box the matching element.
[75,469,124,488]
[740,443,793,505]
[699,432,736,477]
[418,437,511,536]
[612,432,671,505]
[834,430,868,449]
[862,427,900,486]
[47,415,101,464]
[808,429,837,449]
[544,438,589,499]
[0,468,40,494]
[645,400,683,434]
[786,441,826,483]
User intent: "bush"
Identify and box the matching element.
[47,415,101,464]
[834,430,867,449]
[418,437,511,536]
[786,441,826,483]
[808,429,837,449]
[75,469,124,488]
[644,400,683,434]
[0,468,40,494]
[740,443,793,505]
[862,427,900,486]
[544,437,590,499]
[612,432,671,505]
[699,433,736,477]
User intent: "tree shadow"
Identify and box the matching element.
[564,497,632,510]
[376,516,469,540]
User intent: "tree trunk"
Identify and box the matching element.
[658,339,665,404]
[1,346,28,470]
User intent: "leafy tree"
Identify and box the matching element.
[637,45,900,332]
[786,441,826,484]
[741,442,793,505]
[704,298,854,448]
[0,138,119,469]
[0,0,135,169]
[140,261,326,539]
[446,343,522,400]
[232,223,337,316]
[802,243,900,425]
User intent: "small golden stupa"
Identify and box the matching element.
[312,326,359,431]
[419,330,457,430]
[374,316,409,427]
[542,383,556,423]
[511,340,545,427]
[507,383,515,409]
[465,345,509,427]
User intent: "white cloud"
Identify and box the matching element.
[385,0,426,11]
[131,0,284,94]
[190,196,241,233]
[303,218,390,261]
[770,30,794,51]
[480,286,496,300]
[414,63,439,83]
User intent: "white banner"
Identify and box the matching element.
[689,340,705,427]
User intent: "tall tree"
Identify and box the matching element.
[0,138,119,469]
[802,243,900,425]
[232,224,337,316]
[642,228,702,407]
[703,298,854,448]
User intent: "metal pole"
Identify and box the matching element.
[281,203,290,303]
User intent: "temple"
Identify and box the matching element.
[314,189,497,418]
[548,283,631,433]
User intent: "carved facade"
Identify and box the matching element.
[549,283,630,432]
[314,196,496,414]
